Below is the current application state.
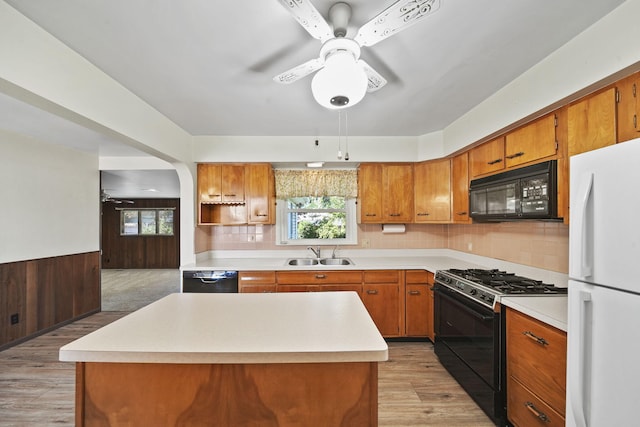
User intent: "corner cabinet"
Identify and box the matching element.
[414,159,451,223]
[358,163,413,223]
[506,308,567,427]
[198,163,274,225]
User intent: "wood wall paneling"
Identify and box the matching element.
[0,252,100,349]
[101,198,180,269]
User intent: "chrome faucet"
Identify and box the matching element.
[307,246,321,259]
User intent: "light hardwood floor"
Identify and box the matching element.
[0,270,495,426]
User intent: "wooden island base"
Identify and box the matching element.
[76,361,378,426]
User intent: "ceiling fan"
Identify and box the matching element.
[101,190,134,204]
[273,0,441,109]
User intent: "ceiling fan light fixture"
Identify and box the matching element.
[311,49,367,110]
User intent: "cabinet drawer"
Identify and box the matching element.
[239,284,276,293]
[508,377,564,427]
[276,271,363,285]
[363,270,400,283]
[405,270,432,284]
[506,308,566,416]
[238,271,276,285]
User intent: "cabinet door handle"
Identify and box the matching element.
[487,158,503,165]
[365,213,378,217]
[315,274,326,279]
[224,193,236,197]
[417,213,430,216]
[408,290,421,295]
[256,213,268,217]
[208,193,221,197]
[389,213,401,217]
[367,289,378,295]
[456,211,468,216]
[523,331,549,346]
[524,402,550,423]
[506,151,525,159]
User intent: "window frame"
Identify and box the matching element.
[118,208,175,236]
[275,197,358,246]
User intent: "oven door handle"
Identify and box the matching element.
[436,286,494,321]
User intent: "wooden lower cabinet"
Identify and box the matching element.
[76,360,378,426]
[362,271,403,338]
[405,270,434,339]
[240,269,437,339]
[238,271,276,293]
[506,308,567,426]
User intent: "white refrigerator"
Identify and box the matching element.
[566,137,640,427]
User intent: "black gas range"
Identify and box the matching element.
[435,268,567,308]
[433,268,566,426]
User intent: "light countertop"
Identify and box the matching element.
[500,295,568,331]
[182,249,569,330]
[59,292,388,364]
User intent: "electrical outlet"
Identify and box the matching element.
[10,313,19,325]
[362,238,370,248]
[467,242,473,251]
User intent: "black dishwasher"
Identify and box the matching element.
[182,271,238,293]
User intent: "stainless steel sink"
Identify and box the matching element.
[319,258,353,266]
[287,258,319,266]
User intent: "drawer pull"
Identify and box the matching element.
[524,401,550,423]
[456,211,468,216]
[487,158,503,165]
[389,213,401,217]
[408,290,421,295]
[315,274,326,279]
[417,212,430,216]
[506,151,525,159]
[367,289,379,295]
[523,331,549,346]
[365,213,378,217]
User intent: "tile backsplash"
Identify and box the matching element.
[196,221,569,273]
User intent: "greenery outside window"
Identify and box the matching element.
[119,208,175,236]
[276,196,357,246]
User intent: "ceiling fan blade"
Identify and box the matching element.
[273,57,324,84]
[354,0,441,47]
[275,0,333,42]
[359,60,388,92]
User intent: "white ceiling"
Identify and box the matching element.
[1,0,627,197]
[4,0,626,137]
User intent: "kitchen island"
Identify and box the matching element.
[60,292,388,426]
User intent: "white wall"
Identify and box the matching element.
[193,135,421,163]
[442,0,640,155]
[0,130,99,263]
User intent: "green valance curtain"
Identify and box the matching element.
[274,170,358,199]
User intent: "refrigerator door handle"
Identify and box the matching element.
[570,289,592,427]
[574,173,594,278]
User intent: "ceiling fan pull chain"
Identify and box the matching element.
[337,110,343,159]
[344,111,350,161]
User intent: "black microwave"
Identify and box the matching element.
[469,160,560,222]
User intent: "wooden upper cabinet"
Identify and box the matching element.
[414,159,451,223]
[382,164,414,223]
[358,163,383,223]
[505,113,557,168]
[469,136,505,178]
[246,163,274,224]
[568,86,617,157]
[451,152,470,223]
[616,71,640,143]
[198,164,245,203]
[359,163,413,223]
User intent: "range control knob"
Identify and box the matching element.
[470,288,478,295]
